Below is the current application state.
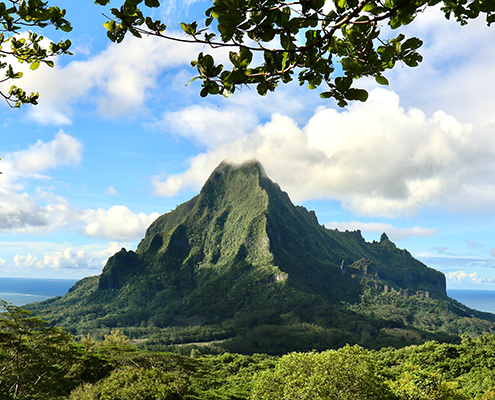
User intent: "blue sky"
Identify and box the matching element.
[0,1,495,290]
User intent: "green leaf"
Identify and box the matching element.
[181,22,198,35]
[185,76,201,86]
[59,23,73,32]
[403,37,423,50]
[144,0,160,7]
[403,52,423,67]
[281,52,289,71]
[375,75,389,85]
[257,81,269,95]
[204,54,214,72]
[308,81,318,90]
[29,61,40,70]
[345,88,369,102]
[363,2,377,12]
[335,76,352,91]
[103,20,116,31]
[238,46,252,67]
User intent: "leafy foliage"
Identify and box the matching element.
[250,345,396,399]
[0,300,109,400]
[6,305,495,400]
[96,0,495,104]
[68,334,495,400]
[0,0,72,107]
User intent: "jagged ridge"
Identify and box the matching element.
[27,160,495,353]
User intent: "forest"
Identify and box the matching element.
[4,299,495,400]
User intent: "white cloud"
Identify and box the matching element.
[9,34,202,125]
[385,6,495,125]
[466,240,484,248]
[153,88,495,217]
[0,133,160,239]
[14,254,39,269]
[153,153,223,196]
[325,221,437,241]
[83,205,160,240]
[9,131,82,175]
[159,82,321,150]
[159,0,205,18]
[106,186,118,196]
[40,248,94,270]
[91,241,123,260]
[0,191,75,232]
[8,242,125,275]
[0,132,82,232]
[164,105,258,147]
[446,270,495,286]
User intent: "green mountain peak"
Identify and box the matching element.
[28,160,495,354]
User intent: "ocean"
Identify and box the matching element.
[0,277,78,306]
[1,278,495,315]
[447,289,495,314]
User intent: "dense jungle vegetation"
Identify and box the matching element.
[4,299,495,400]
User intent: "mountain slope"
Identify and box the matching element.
[28,161,495,353]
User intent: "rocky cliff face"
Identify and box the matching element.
[96,160,446,309]
[28,160,489,354]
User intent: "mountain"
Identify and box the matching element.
[28,161,495,354]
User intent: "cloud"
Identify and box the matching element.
[385,6,495,125]
[0,132,82,232]
[325,221,437,241]
[8,131,82,175]
[0,191,75,232]
[159,0,206,19]
[430,246,448,254]
[9,242,124,275]
[39,248,97,270]
[83,205,160,240]
[446,270,495,286]
[106,186,118,196]
[9,34,202,125]
[159,80,321,146]
[466,239,484,248]
[153,88,495,217]
[0,133,158,239]
[163,105,259,148]
[415,254,491,272]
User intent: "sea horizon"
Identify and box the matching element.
[0,277,78,306]
[447,289,495,314]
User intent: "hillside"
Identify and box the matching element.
[28,161,495,354]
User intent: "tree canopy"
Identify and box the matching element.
[7,300,495,399]
[1,0,493,107]
[94,0,495,105]
[0,0,72,108]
